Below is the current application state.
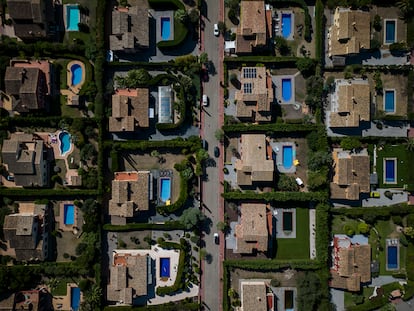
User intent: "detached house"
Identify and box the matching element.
[4,66,48,113]
[328,7,370,57]
[328,79,370,129]
[109,88,150,132]
[234,203,269,254]
[6,0,54,41]
[240,280,275,311]
[235,67,274,122]
[1,133,50,187]
[108,171,153,225]
[110,6,149,53]
[235,134,274,186]
[330,148,370,201]
[236,0,272,54]
[3,203,51,262]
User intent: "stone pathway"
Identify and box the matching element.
[309,209,316,259]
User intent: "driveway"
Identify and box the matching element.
[200,1,224,310]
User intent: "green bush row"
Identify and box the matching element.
[222,191,328,202]
[224,56,299,65]
[222,123,317,133]
[108,61,179,68]
[407,243,414,281]
[315,0,324,62]
[103,302,200,311]
[315,204,330,264]
[108,136,201,152]
[224,259,322,271]
[0,188,98,197]
[103,221,185,231]
[331,203,413,220]
[148,0,185,9]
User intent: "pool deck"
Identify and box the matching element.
[275,10,295,41]
[272,74,297,105]
[273,208,297,239]
[52,283,83,311]
[151,10,174,43]
[61,60,86,106]
[386,239,400,271]
[383,157,398,185]
[270,141,297,174]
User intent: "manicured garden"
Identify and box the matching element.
[275,208,310,260]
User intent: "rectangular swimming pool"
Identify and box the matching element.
[66,5,80,31]
[282,78,292,102]
[387,245,398,270]
[64,204,75,225]
[385,159,396,183]
[384,90,395,113]
[283,211,293,231]
[159,178,171,202]
[282,13,292,38]
[161,17,171,40]
[71,287,81,311]
[283,145,293,169]
[385,20,396,44]
[160,257,170,278]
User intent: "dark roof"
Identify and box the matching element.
[14,23,46,39]
[7,0,40,21]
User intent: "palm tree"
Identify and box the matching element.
[397,0,414,21]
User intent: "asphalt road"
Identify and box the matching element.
[200,1,223,310]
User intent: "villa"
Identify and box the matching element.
[240,280,274,311]
[106,252,149,305]
[108,171,153,225]
[234,203,269,254]
[328,79,370,128]
[235,134,274,186]
[109,5,149,53]
[4,66,49,113]
[330,148,370,201]
[330,235,371,292]
[2,203,51,262]
[109,88,150,132]
[1,133,50,187]
[235,67,274,122]
[0,288,53,310]
[6,0,54,41]
[236,0,272,54]
[328,7,370,57]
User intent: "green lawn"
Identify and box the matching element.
[344,287,374,308]
[332,216,360,235]
[51,277,77,296]
[275,208,310,260]
[376,144,414,190]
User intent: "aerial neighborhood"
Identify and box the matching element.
[1,0,414,310]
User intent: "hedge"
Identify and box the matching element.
[224,259,322,271]
[103,221,185,231]
[224,56,299,65]
[0,188,98,197]
[407,243,414,281]
[331,203,413,219]
[222,191,328,202]
[103,302,200,311]
[315,204,330,264]
[222,123,318,133]
[108,137,201,152]
[107,61,179,68]
[315,0,324,63]
[148,0,184,10]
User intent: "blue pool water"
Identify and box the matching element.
[387,246,398,269]
[66,5,80,31]
[160,257,170,278]
[283,146,293,169]
[71,287,81,311]
[71,64,82,86]
[385,20,396,44]
[160,178,171,202]
[161,17,171,40]
[64,204,75,225]
[384,90,395,112]
[282,14,292,38]
[59,132,71,156]
[385,159,396,183]
[282,79,292,102]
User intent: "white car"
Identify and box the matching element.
[202,94,208,106]
[214,24,219,36]
[214,233,219,244]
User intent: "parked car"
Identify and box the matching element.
[202,94,209,106]
[214,24,219,36]
[214,146,220,157]
[214,233,219,244]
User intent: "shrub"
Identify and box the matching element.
[277,174,299,192]
[270,278,280,287]
[343,224,355,236]
[400,234,409,247]
[373,15,382,32]
[392,215,403,226]
[358,222,370,235]
[340,137,362,150]
[296,58,316,77]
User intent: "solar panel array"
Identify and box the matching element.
[243,67,257,79]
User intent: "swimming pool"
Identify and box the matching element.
[159,177,171,202]
[66,5,80,31]
[283,145,293,169]
[160,257,170,278]
[71,64,83,86]
[385,159,396,183]
[385,20,396,44]
[59,132,72,156]
[71,287,81,311]
[387,245,398,270]
[64,204,75,225]
[283,211,293,231]
[282,14,292,38]
[161,17,171,40]
[282,79,292,102]
[384,90,395,113]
